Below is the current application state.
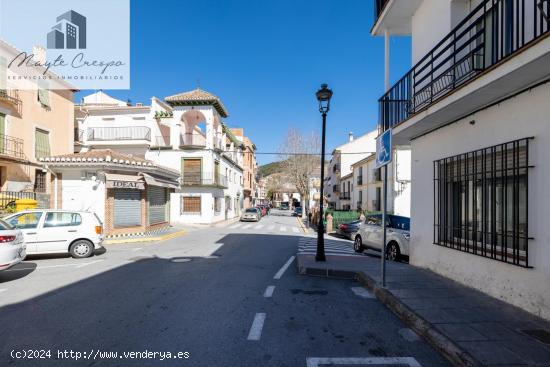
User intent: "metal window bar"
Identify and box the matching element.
[0,134,25,159]
[378,0,550,132]
[433,137,532,268]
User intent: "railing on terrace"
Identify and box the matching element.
[180,133,206,147]
[153,135,171,147]
[180,172,228,188]
[379,0,550,132]
[374,0,390,21]
[0,134,25,160]
[0,191,36,213]
[87,126,151,141]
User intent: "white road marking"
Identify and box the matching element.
[75,260,104,268]
[273,256,295,279]
[263,285,275,298]
[306,357,423,367]
[351,287,375,299]
[280,226,287,232]
[291,227,299,233]
[399,328,420,342]
[131,247,143,252]
[247,313,266,341]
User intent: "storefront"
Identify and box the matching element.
[39,150,180,237]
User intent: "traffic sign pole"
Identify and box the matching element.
[382,164,388,287]
[376,129,392,289]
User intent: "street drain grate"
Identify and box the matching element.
[170,258,192,263]
[520,329,550,344]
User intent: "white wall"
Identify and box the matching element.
[60,169,106,223]
[409,82,550,320]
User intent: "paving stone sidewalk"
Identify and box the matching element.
[297,252,550,367]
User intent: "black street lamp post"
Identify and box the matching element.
[315,84,333,262]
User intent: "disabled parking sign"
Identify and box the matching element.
[376,129,392,168]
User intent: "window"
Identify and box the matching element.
[181,196,201,214]
[434,138,531,267]
[37,81,50,108]
[7,212,42,229]
[35,128,51,159]
[359,190,363,203]
[44,212,82,227]
[34,169,47,193]
[182,158,201,185]
[214,197,222,213]
[357,167,363,185]
[366,215,382,226]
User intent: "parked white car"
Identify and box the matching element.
[353,214,411,261]
[0,218,25,271]
[241,208,261,222]
[3,210,103,259]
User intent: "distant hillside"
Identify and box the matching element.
[258,160,286,177]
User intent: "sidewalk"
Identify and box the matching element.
[104,226,186,245]
[297,247,550,367]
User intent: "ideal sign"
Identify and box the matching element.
[106,180,145,190]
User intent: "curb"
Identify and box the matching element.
[104,229,186,245]
[296,217,309,233]
[356,271,482,367]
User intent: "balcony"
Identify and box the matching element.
[0,89,22,112]
[181,172,228,188]
[378,0,550,136]
[332,185,340,193]
[180,133,206,148]
[0,134,25,161]
[340,194,351,201]
[87,127,151,142]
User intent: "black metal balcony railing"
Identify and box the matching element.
[379,0,550,132]
[87,126,151,141]
[333,185,340,193]
[340,194,351,200]
[0,89,22,108]
[181,172,228,188]
[0,134,25,159]
[374,0,390,21]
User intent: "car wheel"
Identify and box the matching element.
[70,240,94,259]
[353,235,364,253]
[386,242,401,261]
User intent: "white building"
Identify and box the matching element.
[373,0,550,319]
[326,130,411,216]
[75,89,245,225]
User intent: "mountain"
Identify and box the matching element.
[257,160,286,177]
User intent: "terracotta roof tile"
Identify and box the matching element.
[165,88,229,117]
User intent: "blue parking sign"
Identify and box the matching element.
[376,129,392,168]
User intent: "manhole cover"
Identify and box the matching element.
[520,329,550,344]
[170,258,191,263]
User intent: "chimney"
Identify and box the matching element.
[348,132,354,142]
[33,45,46,64]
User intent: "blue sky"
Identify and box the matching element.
[76,0,412,165]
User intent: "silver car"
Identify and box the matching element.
[240,208,261,222]
[353,214,410,261]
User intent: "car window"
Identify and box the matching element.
[365,215,382,226]
[245,208,257,213]
[7,212,43,229]
[390,216,410,231]
[0,219,14,230]
[43,212,82,228]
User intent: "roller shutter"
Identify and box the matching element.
[148,186,167,224]
[114,189,141,227]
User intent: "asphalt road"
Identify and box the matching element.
[0,209,450,367]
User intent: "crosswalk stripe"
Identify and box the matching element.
[291,227,299,233]
[280,226,287,232]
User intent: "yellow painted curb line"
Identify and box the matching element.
[103,229,186,245]
[296,217,308,233]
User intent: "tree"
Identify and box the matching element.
[278,128,321,217]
